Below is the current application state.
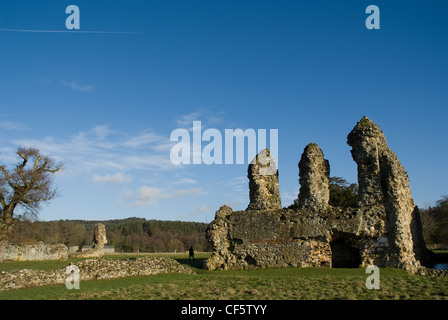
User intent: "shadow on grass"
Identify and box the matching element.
[175,258,207,270]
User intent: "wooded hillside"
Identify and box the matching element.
[8,218,210,252]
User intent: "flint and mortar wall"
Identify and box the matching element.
[0,257,195,291]
[206,206,359,269]
[3,242,68,261]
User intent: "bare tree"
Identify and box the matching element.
[0,147,62,261]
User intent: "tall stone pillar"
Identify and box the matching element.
[347,116,430,269]
[297,143,330,211]
[70,223,107,258]
[347,116,387,207]
[92,223,107,251]
[247,149,281,211]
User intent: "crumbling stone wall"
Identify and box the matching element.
[205,117,431,272]
[205,205,361,270]
[2,242,68,261]
[0,257,194,291]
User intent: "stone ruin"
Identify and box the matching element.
[0,256,195,291]
[205,116,432,272]
[0,223,107,261]
[70,223,107,258]
[0,223,198,291]
[2,242,68,261]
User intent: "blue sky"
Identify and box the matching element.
[0,1,447,222]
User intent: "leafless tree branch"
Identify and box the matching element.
[0,147,62,245]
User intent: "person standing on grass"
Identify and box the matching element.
[189,246,195,260]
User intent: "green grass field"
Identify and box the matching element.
[0,252,447,300]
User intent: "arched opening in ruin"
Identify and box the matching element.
[330,238,361,268]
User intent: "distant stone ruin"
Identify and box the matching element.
[70,223,107,258]
[2,242,68,261]
[205,116,432,272]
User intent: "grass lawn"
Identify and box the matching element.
[0,252,447,300]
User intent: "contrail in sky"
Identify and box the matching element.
[0,28,143,34]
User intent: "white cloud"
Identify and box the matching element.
[150,140,177,152]
[281,190,299,204]
[122,132,165,148]
[12,125,178,176]
[0,121,30,131]
[135,186,163,207]
[122,155,177,171]
[172,178,197,185]
[116,188,134,206]
[61,80,95,92]
[160,187,203,200]
[190,205,212,216]
[176,111,202,128]
[175,109,225,130]
[93,172,133,183]
[133,186,203,207]
[217,176,247,193]
[121,188,134,201]
[0,146,19,163]
[91,125,114,140]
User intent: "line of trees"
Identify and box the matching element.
[328,177,359,207]
[9,217,210,252]
[288,176,359,209]
[420,196,448,245]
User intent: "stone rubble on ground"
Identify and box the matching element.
[0,257,195,291]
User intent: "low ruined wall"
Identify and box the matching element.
[205,205,375,270]
[426,244,448,250]
[0,257,195,291]
[3,242,68,261]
